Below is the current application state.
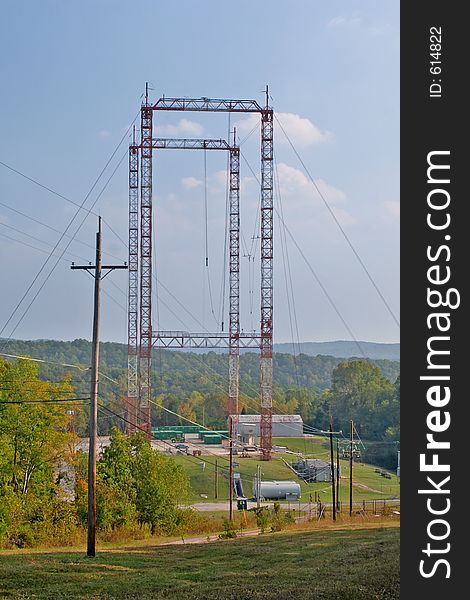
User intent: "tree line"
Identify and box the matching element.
[0,354,399,547]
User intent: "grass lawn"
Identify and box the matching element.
[173,437,400,504]
[0,526,399,599]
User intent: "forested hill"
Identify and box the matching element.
[273,340,400,361]
[1,338,400,392]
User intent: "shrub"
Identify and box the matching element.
[219,518,237,539]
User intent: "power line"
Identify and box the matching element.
[0,351,90,371]
[274,114,400,329]
[0,149,128,346]
[0,112,138,345]
[0,199,125,262]
[0,397,90,405]
[0,229,127,316]
[0,221,90,263]
[240,149,366,358]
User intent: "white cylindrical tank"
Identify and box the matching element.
[253,480,301,501]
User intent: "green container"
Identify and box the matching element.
[155,430,180,440]
[182,426,199,434]
[204,435,222,445]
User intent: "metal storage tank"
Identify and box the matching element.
[252,480,301,501]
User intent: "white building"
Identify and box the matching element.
[230,414,304,441]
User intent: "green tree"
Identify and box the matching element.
[0,358,78,545]
[329,361,395,439]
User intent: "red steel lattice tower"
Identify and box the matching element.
[228,133,240,420]
[138,89,153,434]
[127,90,274,454]
[260,89,274,460]
[127,128,139,431]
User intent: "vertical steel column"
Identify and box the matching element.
[260,97,274,460]
[228,142,240,426]
[139,98,153,435]
[127,134,139,433]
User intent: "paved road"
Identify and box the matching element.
[185,498,400,512]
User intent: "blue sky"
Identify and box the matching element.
[0,1,399,345]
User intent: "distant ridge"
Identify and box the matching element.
[273,340,400,361]
[1,337,400,362]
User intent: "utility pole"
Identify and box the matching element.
[336,438,340,511]
[329,418,336,521]
[215,459,218,500]
[349,420,354,517]
[71,217,127,557]
[229,415,233,521]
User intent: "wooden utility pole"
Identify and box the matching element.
[336,438,340,511]
[215,459,218,499]
[71,217,127,557]
[229,416,233,521]
[329,418,336,521]
[349,420,354,517]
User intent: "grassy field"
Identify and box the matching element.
[0,525,399,599]
[174,437,400,504]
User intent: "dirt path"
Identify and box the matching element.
[160,529,262,546]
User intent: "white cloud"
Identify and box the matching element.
[181,176,203,190]
[98,130,111,139]
[277,112,332,146]
[274,163,356,228]
[155,118,204,137]
[236,112,331,147]
[275,163,345,206]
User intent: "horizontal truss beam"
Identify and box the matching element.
[152,332,261,349]
[151,138,233,150]
[152,97,264,113]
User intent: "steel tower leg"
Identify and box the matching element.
[127,136,139,433]
[228,144,240,431]
[139,101,153,435]
[260,99,274,460]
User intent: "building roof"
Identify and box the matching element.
[296,458,330,468]
[231,414,303,424]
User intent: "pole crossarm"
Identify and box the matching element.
[151,138,234,151]
[152,97,265,113]
[152,331,261,350]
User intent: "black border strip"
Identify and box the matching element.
[401,3,465,594]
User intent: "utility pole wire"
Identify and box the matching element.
[0,111,138,345]
[0,150,127,347]
[70,216,127,558]
[349,420,354,517]
[329,418,336,521]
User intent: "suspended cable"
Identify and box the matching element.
[274,162,299,389]
[0,397,90,405]
[0,352,90,371]
[240,149,366,358]
[274,114,399,329]
[0,123,133,346]
[274,152,304,384]
[0,149,128,348]
[218,114,231,332]
[0,201,124,262]
[202,148,218,328]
